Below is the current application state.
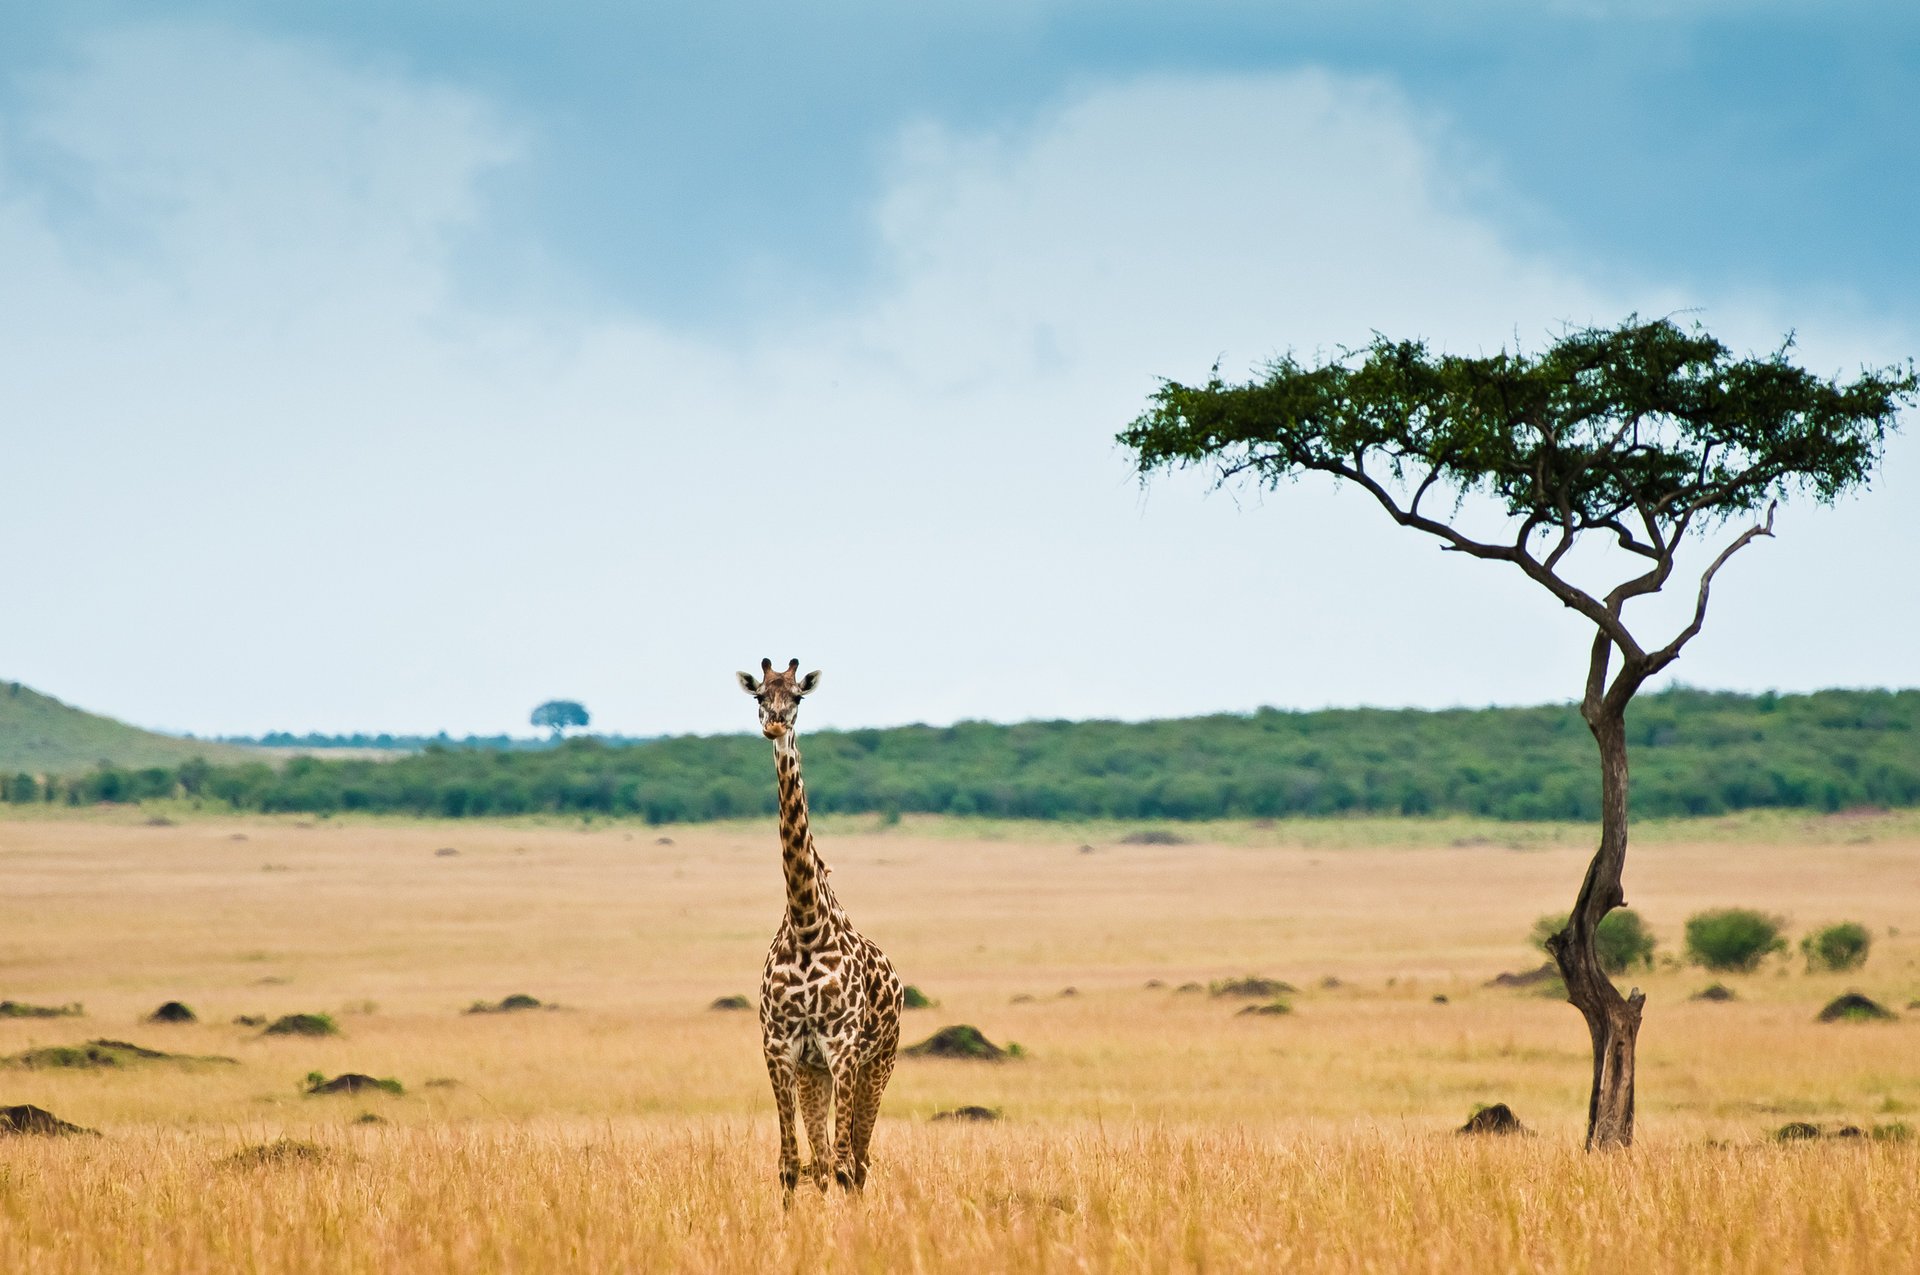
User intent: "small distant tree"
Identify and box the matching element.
[1121,316,1914,1148]
[530,700,590,741]
[1801,921,1871,972]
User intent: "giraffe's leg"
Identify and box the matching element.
[850,1052,896,1188]
[764,1055,801,1200]
[828,1048,861,1191]
[852,979,903,1189]
[796,1065,832,1193]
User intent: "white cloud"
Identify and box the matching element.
[1,32,1912,737]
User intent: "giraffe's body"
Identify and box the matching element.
[738,659,902,1196]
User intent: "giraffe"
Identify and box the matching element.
[736,657,903,1198]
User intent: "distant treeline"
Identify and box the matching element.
[8,689,1918,823]
[210,731,655,751]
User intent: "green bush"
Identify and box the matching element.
[1684,908,1788,972]
[1529,908,1657,974]
[1800,922,1872,972]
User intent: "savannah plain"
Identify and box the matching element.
[2,806,1917,1273]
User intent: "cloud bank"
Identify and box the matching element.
[1,26,1911,736]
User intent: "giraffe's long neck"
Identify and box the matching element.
[773,733,842,942]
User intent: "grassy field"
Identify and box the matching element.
[2,807,1917,1272]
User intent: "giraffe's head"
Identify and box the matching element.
[736,657,821,741]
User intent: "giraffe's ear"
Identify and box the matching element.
[797,670,822,695]
[736,671,762,695]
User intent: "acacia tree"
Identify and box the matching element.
[1120,317,1914,1148]
[531,699,591,741]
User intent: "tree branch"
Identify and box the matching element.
[1638,501,1777,682]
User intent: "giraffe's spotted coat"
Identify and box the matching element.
[739,658,903,1196]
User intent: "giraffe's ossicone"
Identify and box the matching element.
[737,658,904,1197]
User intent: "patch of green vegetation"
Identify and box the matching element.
[1209,976,1298,999]
[263,1013,339,1037]
[902,985,937,1009]
[903,1025,1008,1061]
[0,1000,83,1019]
[2,1039,235,1069]
[1816,993,1896,1023]
[304,1072,403,1096]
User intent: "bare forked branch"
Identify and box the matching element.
[1637,501,1778,690]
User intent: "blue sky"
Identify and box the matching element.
[2,3,1916,737]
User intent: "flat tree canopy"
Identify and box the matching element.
[1121,315,1915,1147]
[531,700,591,738]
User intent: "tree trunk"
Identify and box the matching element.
[1546,708,1645,1149]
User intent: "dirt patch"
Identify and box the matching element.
[932,1106,1001,1122]
[1816,993,1896,1023]
[221,1139,331,1168]
[1173,982,1204,994]
[1459,1103,1527,1136]
[146,1001,198,1023]
[466,994,548,1014]
[1690,984,1736,1002]
[263,1013,339,1037]
[306,1073,403,1096]
[0,1000,83,1019]
[708,995,751,1012]
[1209,976,1298,999]
[0,1104,94,1136]
[3,1039,236,1069]
[903,1025,1007,1061]
[1483,963,1559,989]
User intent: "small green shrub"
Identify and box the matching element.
[263,1013,339,1037]
[902,985,936,1009]
[1684,909,1788,972]
[305,1072,403,1096]
[1530,908,1657,974]
[1800,922,1871,972]
[903,1025,1006,1060]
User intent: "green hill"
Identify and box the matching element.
[0,682,248,776]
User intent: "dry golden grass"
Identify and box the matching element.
[2,807,1917,1272]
